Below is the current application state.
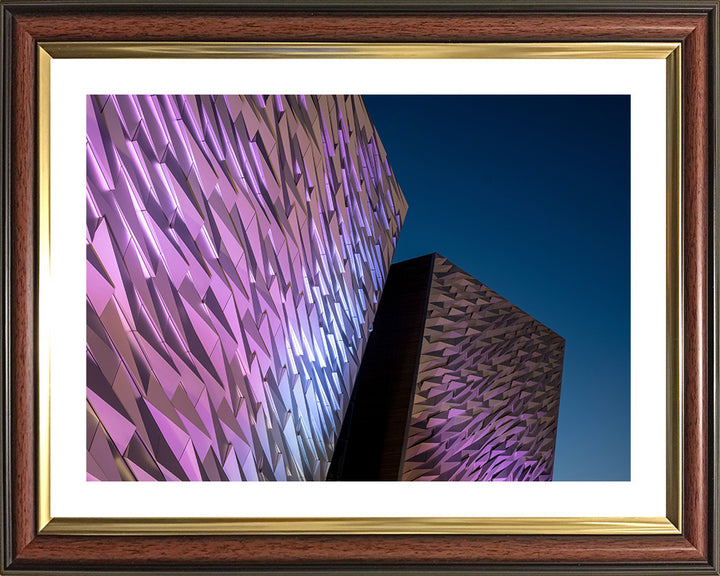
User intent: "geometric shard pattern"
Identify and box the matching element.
[86,94,407,481]
[401,255,564,481]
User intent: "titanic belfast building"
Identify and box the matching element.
[328,254,564,481]
[86,94,563,482]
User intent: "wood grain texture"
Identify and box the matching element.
[10,15,37,562]
[3,4,716,573]
[682,12,710,559]
[10,533,706,567]
[11,12,704,42]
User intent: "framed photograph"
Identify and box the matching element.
[1,1,717,574]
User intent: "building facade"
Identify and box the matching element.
[86,94,407,481]
[330,253,564,481]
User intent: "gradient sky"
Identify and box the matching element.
[364,95,630,481]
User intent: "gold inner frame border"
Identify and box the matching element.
[36,41,682,536]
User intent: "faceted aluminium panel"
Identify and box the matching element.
[402,255,564,481]
[86,94,407,481]
[329,253,564,481]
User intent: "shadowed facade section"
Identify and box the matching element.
[327,254,433,480]
[330,253,564,481]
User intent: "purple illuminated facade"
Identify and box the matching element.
[329,254,564,481]
[402,255,564,481]
[86,95,407,481]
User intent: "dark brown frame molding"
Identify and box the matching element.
[1,1,717,574]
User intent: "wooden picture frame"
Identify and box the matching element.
[1,1,717,574]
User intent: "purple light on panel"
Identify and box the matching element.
[86,95,407,481]
[402,256,564,481]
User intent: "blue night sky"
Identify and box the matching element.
[364,95,630,481]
